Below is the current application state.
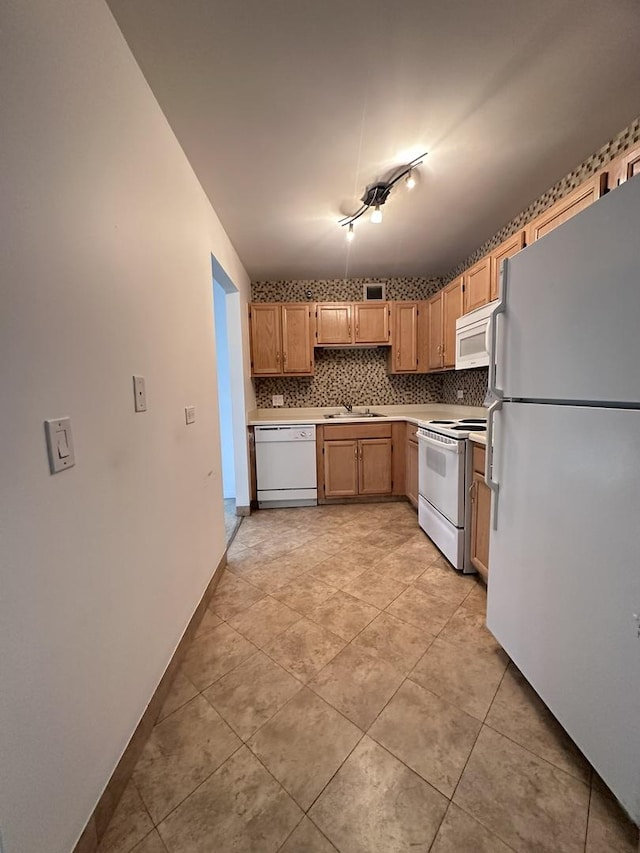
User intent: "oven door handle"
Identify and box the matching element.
[417,433,463,454]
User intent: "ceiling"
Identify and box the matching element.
[106,0,640,281]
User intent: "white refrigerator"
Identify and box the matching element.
[486,175,640,825]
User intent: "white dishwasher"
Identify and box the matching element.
[254,425,317,508]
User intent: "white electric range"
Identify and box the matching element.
[417,418,487,572]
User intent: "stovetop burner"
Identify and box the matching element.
[419,416,488,439]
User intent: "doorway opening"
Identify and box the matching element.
[213,278,239,543]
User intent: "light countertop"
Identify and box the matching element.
[247,403,487,427]
[468,432,487,446]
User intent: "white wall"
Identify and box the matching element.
[0,2,251,852]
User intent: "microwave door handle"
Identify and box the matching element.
[485,399,502,530]
[488,259,508,399]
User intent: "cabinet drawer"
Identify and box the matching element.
[323,422,392,440]
[472,443,486,475]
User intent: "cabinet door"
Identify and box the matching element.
[526,174,607,244]
[470,472,491,579]
[316,303,352,344]
[610,144,640,189]
[324,440,359,497]
[390,302,418,373]
[442,278,463,369]
[358,438,392,495]
[281,303,313,374]
[354,302,390,344]
[249,304,282,375]
[463,258,491,314]
[490,231,525,301]
[427,292,443,370]
[406,437,419,508]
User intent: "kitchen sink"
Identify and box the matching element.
[324,411,386,419]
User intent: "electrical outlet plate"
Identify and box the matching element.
[272,395,284,407]
[133,375,147,412]
[185,406,196,425]
[456,390,464,400]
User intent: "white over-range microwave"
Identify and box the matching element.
[455,300,498,370]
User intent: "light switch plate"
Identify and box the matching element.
[272,395,284,407]
[133,375,147,412]
[185,406,196,425]
[45,417,75,473]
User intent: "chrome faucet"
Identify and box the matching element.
[343,403,353,413]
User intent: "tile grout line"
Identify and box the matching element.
[144,739,246,836]
[480,718,591,787]
[146,509,502,851]
[584,774,594,853]
[441,662,518,853]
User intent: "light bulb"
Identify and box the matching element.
[371,205,382,224]
[346,223,355,242]
[405,170,416,190]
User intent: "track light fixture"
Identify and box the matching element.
[339,152,426,240]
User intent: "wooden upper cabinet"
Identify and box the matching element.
[353,302,391,344]
[609,144,640,189]
[526,173,607,244]
[249,303,313,376]
[442,277,464,369]
[463,257,491,314]
[316,302,390,345]
[490,231,526,301]
[281,303,313,374]
[389,302,419,373]
[316,303,353,344]
[427,292,444,370]
[249,303,282,375]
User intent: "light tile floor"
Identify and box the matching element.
[99,502,639,853]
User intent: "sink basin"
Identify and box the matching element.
[324,412,386,419]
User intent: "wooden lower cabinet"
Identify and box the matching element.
[323,440,359,497]
[359,438,392,495]
[320,423,394,499]
[469,444,490,580]
[324,437,392,498]
[406,425,419,509]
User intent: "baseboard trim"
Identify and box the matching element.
[235,504,250,516]
[73,550,228,853]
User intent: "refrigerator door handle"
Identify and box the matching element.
[487,259,508,399]
[485,398,502,530]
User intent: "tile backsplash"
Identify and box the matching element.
[440,368,488,407]
[253,347,443,408]
[251,276,442,303]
